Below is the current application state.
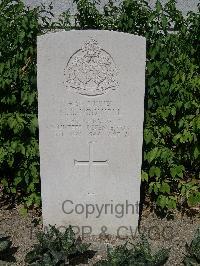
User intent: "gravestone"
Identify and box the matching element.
[37,30,146,236]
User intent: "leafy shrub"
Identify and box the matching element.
[95,236,169,266]
[183,228,200,266]
[0,0,52,208]
[25,225,90,265]
[0,0,199,210]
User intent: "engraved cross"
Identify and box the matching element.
[74,141,109,179]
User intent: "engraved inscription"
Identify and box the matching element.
[64,39,119,96]
[56,100,130,138]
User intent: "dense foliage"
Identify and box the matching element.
[95,236,169,265]
[183,228,200,266]
[0,0,41,208]
[0,0,199,210]
[25,225,90,265]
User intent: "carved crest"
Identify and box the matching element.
[64,39,119,96]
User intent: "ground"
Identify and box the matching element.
[0,204,199,265]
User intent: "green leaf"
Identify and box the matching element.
[156,195,167,209]
[156,1,162,12]
[194,147,199,159]
[149,166,161,178]
[19,207,28,217]
[160,182,170,194]
[171,106,176,116]
[141,170,148,182]
[170,165,185,179]
[19,30,25,42]
[161,15,168,28]
[146,148,159,163]
[144,129,153,144]
[187,193,200,207]
[167,197,177,209]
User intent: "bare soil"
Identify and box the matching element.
[0,204,199,265]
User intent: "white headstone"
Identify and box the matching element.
[38,30,146,236]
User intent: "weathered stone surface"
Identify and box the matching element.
[37,30,146,236]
